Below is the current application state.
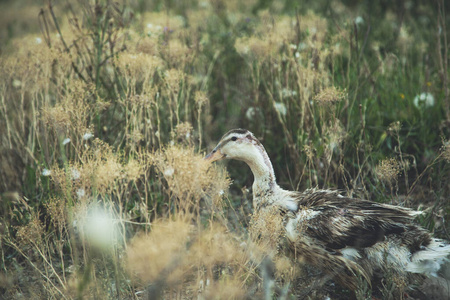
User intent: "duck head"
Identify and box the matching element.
[205,129,276,184]
[204,129,261,163]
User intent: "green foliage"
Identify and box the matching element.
[0,0,449,299]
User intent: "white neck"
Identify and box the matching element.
[240,145,278,206]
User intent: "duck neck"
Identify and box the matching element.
[243,146,278,206]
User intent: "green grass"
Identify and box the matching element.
[0,0,449,299]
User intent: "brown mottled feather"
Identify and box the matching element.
[293,190,431,252]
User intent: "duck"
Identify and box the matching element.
[205,128,450,292]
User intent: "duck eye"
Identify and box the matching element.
[231,136,237,141]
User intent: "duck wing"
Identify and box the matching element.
[290,190,428,251]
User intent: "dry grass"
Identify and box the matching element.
[0,0,449,299]
[375,158,400,185]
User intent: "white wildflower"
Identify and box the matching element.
[71,168,81,180]
[199,1,210,8]
[83,132,94,140]
[81,206,119,250]
[413,92,435,108]
[219,190,224,196]
[106,65,114,75]
[65,265,75,274]
[146,23,162,33]
[42,169,51,176]
[355,16,364,26]
[274,102,287,117]
[334,42,341,53]
[12,79,22,88]
[35,37,42,44]
[72,220,78,232]
[295,52,300,58]
[329,142,339,152]
[281,88,298,98]
[298,42,307,51]
[62,138,71,145]
[164,167,174,177]
[245,107,260,121]
[76,188,85,199]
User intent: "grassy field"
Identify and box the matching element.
[0,0,449,299]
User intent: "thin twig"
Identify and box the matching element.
[47,1,87,82]
[38,8,52,48]
[5,240,68,299]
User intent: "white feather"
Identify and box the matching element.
[341,248,361,260]
[365,240,411,271]
[407,239,450,276]
[285,209,320,241]
[285,218,298,241]
[280,199,298,212]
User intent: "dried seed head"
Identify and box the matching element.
[154,144,230,209]
[124,158,144,181]
[163,39,192,65]
[116,52,162,79]
[249,206,285,254]
[303,144,315,161]
[375,158,400,184]
[16,213,44,247]
[46,197,66,231]
[174,122,193,142]
[194,91,209,108]
[388,121,401,134]
[135,36,158,55]
[314,86,347,105]
[126,129,143,144]
[164,69,185,95]
[324,120,347,152]
[442,140,450,162]
[125,218,192,284]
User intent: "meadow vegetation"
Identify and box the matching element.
[0,0,449,299]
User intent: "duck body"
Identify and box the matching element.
[205,129,450,289]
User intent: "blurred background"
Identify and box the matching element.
[0,0,449,298]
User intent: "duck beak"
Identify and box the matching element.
[204,148,226,162]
